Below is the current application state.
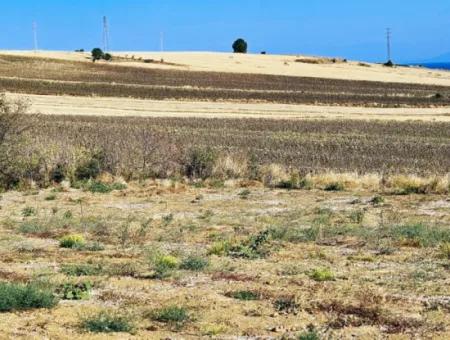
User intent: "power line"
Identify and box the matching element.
[102,16,110,52]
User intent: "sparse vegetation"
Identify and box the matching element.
[150,306,190,327]
[59,234,86,249]
[0,282,57,312]
[180,255,209,271]
[82,311,134,333]
[0,53,449,338]
[308,268,335,282]
[59,281,91,300]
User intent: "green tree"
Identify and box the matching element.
[232,38,248,53]
[103,53,112,61]
[91,48,104,62]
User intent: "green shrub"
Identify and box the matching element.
[60,281,91,300]
[45,193,57,201]
[324,182,345,191]
[226,290,260,301]
[370,195,384,205]
[274,295,299,314]
[21,206,36,217]
[153,255,179,278]
[184,147,217,179]
[298,330,320,340]
[50,163,66,183]
[229,229,271,259]
[0,282,58,312]
[388,223,450,247]
[308,268,335,282]
[60,234,86,249]
[61,263,104,276]
[150,306,189,326]
[238,189,251,199]
[87,181,112,193]
[350,210,365,224]
[82,311,134,333]
[208,240,232,256]
[19,221,49,235]
[63,210,73,219]
[180,255,209,271]
[75,157,101,180]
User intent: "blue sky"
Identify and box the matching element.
[1,0,450,63]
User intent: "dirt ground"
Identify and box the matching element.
[0,180,449,338]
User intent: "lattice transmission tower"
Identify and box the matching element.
[102,16,110,52]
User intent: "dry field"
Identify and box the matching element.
[1,54,450,107]
[0,181,449,338]
[31,115,450,176]
[4,50,450,86]
[0,51,449,339]
[7,93,450,122]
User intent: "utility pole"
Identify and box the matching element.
[32,21,38,52]
[102,16,110,52]
[386,28,392,62]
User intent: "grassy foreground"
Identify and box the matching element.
[0,180,449,338]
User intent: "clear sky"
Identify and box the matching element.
[1,0,450,63]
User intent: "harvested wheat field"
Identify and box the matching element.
[0,49,449,339]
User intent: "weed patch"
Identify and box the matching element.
[0,282,57,312]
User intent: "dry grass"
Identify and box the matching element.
[0,181,449,338]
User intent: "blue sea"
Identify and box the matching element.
[411,63,450,71]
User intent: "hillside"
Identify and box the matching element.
[2,50,450,86]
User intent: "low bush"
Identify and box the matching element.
[61,263,104,276]
[19,221,50,236]
[370,195,384,205]
[21,207,36,217]
[84,181,127,194]
[50,163,66,183]
[75,157,101,181]
[387,223,450,247]
[238,189,251,199]
[150,305,190,327]
[274,295,299,314]
[82,311,134,333]
[60,281,92,300]
[308,268,335,282]
[180,255,209,271]
[45,193,57,201]
[298,330,320,340]
[226,290,261,301]
[324,182,345,191]
[60,234,86,249]
[151,255,180,278]
[0,282,58,312]
[184,147,217,179]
